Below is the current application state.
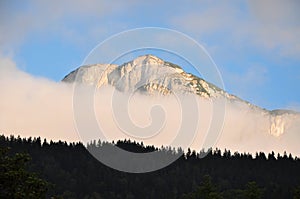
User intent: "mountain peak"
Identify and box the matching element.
[131,54,164,66]
[62,54,222,97]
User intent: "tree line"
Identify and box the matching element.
[1,135,300,199]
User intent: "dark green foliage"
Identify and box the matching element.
[243,181,264,199]
[1,134,300,199]
[0,146,49,199]
[182,175,223,199]
[294,185,300,199]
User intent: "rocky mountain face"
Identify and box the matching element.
[63,55,234,98]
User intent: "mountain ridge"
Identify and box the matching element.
[63,55,236,98]
[62,54,298,115]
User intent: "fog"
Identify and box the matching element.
[0,58,79,142]
[1,60,300,156]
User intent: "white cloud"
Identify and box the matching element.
[0,56,79,141]
[247,0,300,57]
[170,1,300,59]
[0,0,139,52]
[171,3,241,37]
[2,1,299,60]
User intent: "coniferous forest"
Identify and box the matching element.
[1,134,300,199]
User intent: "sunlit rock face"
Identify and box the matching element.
[63,55,228,98]
[268,110,299,137]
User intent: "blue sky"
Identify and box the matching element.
[1,0,300,111]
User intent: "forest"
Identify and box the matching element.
[1,134,300,199]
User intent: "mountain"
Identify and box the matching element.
[62,54,286,112]
[63,54,242,100]
[62,55,300,154]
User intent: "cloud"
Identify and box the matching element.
[2,1,299,60]
[247,0,300,57]
[171,2,241,37]
[170,1,300,59]
[0,0,139,52]
[0,56,79,141]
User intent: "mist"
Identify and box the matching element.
[0,58,79,142]
[1,59,300,156]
